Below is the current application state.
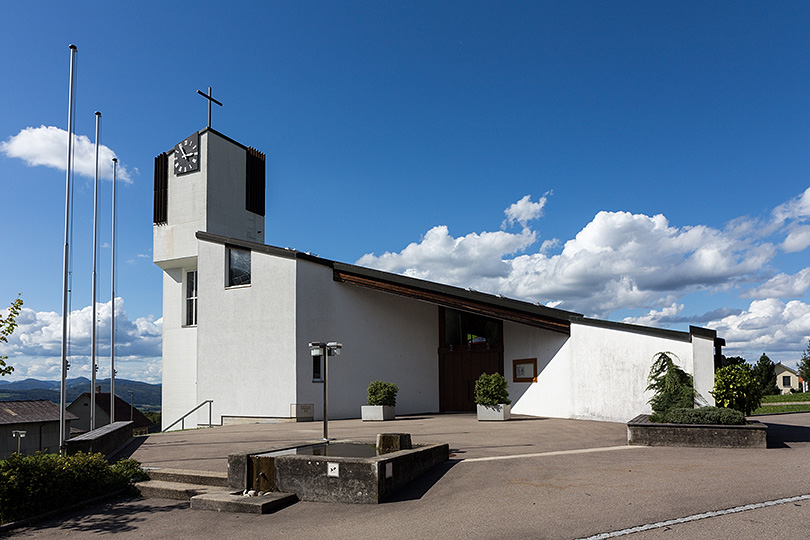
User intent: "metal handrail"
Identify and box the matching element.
[162,400,214,432]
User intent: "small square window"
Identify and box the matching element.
[783,375,792,387]
[228,247,251,287]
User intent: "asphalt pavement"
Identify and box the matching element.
[7,412,810,539]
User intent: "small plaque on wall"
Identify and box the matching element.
[513,358,537,383]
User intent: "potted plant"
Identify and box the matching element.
[474,372,511,421]
[361,380,398,421]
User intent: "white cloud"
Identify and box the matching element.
[744,268,810,299]
[773,187,810,223]
[356,224,537,284]
[502,194,548,229]
[707,298,810,360]
[359,198,776,317]
[783,225,810,253]
[0,298,161,382]
[0,125,133,183]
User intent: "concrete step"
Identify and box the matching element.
[135,479,231,501]
[144,468,229,488]
[191,491,298,514]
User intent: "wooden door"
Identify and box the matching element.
[438,307,504,412]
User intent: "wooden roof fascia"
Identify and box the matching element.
[334,270,571,334]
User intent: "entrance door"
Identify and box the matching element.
[438,307,504,412]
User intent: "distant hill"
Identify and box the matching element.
[0,377,161,412]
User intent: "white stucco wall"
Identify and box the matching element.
[204,132,264,244]
[567,323,696,422]
[505,322,573,419]
[690,333,716,406]
[294,260,440,420]
[505,319,715,423]
[195,240,298,425]
[161,267,199,430]
[153,153,206,266]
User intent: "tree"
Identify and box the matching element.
[798,340,810,392]
[711,363,762,415]
[722,356,747,367]
[646,352,696,421]
[0,295,23,376]
[752,353,780,395]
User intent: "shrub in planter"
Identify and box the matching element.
[658,406,747,425]
[367,380,398,407]
[646,352,696,422]
[474,373,511,407]
[711,364,762,415]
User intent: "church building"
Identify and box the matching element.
[154,127,722,430]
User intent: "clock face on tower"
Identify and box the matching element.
[174,131,200,175]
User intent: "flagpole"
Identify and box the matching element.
[60,44,77,453]
[91,111,101,431]
[110,157,117,423]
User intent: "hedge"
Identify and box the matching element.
[656,406,747,425]
[0,452,147,524]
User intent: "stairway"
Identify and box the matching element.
[136,468,297,514]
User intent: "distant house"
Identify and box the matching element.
[775,363,801,395]
[0,400,77,459]
[67,393,153,435]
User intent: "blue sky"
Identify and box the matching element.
[2,1,810,383]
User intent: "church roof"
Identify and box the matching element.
[197,231,716,342]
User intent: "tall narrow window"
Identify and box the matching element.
[186,270,197,326]
[228,247,251,286]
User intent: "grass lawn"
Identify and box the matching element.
[752,392,810,414]
[760,392,810,403]
[753,403,810,414]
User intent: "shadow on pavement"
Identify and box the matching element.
[109,436,148,461]
[383,460,458,503]
[22,498,187,535]
[764,421,810,448]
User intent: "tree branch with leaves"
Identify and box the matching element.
[0,295,23,376]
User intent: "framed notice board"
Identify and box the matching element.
[513,358,537,383]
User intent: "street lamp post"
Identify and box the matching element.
[12,430,26,455]
[309,341,342,441]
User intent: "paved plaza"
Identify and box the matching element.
[8,412,810,539]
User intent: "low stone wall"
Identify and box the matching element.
[627,414,767,448]
[66,421,135,457]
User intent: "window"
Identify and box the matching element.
[783,375,792,387]
[228,247,251,286]
[442,308,501,348]
[185,270,197,326]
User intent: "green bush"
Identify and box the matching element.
[647,352,696,421]
[657,406,746,425]
[474,372,511,406]
[711,364,762,415]
[367,380,398,407]
[0,452,145,524]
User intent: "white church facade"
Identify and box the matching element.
[154,128,721,430]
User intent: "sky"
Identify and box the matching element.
[2,1,810,384]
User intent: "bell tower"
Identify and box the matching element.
[152,123,265,430]
[153,127,265,267]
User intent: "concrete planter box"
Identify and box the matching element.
[627,414,767,448]
[361,405,395,421]
[476,403,511,421]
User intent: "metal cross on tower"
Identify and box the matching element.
[197,86,223,129]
